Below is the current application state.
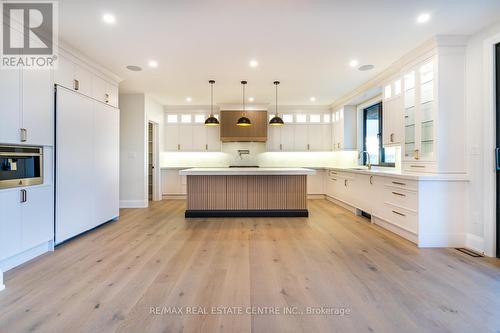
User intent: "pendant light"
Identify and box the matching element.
[236,81,252,127]
[205,80,219,126]
[269,81,284,126]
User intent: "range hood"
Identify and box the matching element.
[220,110,268,142]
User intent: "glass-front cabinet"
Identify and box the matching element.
[403,57,436,163]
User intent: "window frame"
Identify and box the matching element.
[362,102,395,167]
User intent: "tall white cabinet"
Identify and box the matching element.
[55,87,120,244]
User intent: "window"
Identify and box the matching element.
[282,114,293,123]
[181,114,192,123]
[394,80,402,95]
[309,114,321,123]
[296,114,307,123]
[363,102,395,167]
[384,85,392,99]
[194,114,205,123]
[167,114,178,123]
[323,113,331,123]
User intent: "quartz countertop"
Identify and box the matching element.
[178,167,316,176]
[327,167,469,181]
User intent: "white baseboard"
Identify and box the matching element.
[465,234,485,254]
[119,200,148,208]
[162,194,187,200]
[418,233,466,248]
[372,216,418,244]
[0,241,53,272]
[307,194,326,200]
[325,195,357,214]
[0,269,4,292]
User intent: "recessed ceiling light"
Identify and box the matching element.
[186,97,192,102]
[349,60,359,68]
[310,97,316,102]
[102,14,116,24]
[249,59,259,68]
[417,13,430,24]
[148,60,158,68]
[248,97,254,102]
[358,64,375,71]
[126,65,142,71]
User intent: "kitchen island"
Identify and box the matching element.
[179,168,316,217]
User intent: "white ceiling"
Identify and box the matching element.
[58,0,500,106]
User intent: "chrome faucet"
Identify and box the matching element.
[238,149,250,160]
[359,151,372,170]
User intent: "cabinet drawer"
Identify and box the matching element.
[403,162,437,173]
[382,178,418,191]
[381,203,418,234]
[384,186,418,211]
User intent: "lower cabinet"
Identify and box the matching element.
[0,186,54,263]
[325,169,466,248]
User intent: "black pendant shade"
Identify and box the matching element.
[205,80,220,126]
[237,80,252,127]
[269,81,284,126]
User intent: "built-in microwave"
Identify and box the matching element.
[0,145,43,189]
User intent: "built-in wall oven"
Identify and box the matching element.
[0,145,43,189]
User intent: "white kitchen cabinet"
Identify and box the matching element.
[165,124,180,151]
[0,68,21,144]
[400,45,466,173]
[0,190,22,261]
[178,124,194,151]
[54,56,75,89]
[206,126,221,151]
[21,186,54,250]
[22,68,54,145]
[55,56,92,96]
[56,87,120,244]
[307,124,324,151]
[307,170,325,194]
[332,106,357,151]
[267,126,282,151]
[0,185,53,263]
[293,125,309,151]
[93,102,120,224]
[92,74,119,108]
[73,64,93,96]
[162,169,186,195]
[383,78,403,146]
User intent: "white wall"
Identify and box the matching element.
[465,21,500,254]
[119,94,147,208]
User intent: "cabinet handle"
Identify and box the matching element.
[410,165,425,169]
[280,144,282,151]
[331,177,337,181]
[104,93,110,103]
[390,133,394,143]
[344,179,348,187]
[413,149,420,160]
[205,144,208,151]
[337,143,340,149]
[73,79,80,91]
[369,176,373,185]
[392,210,406,217]
[392,181,406,186]
[392,191,406,197]
[307,144,310,150]
[20,128,27,142]
[20,189,27,203]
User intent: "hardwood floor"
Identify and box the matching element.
[1,199,499,333]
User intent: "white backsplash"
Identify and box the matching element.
[160,142,359,168]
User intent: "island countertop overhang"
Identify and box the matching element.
[179,167,316,176]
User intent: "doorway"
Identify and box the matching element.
[496,42,500,257]
[148,121,160,202]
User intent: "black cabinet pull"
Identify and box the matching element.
[392,210,405,217]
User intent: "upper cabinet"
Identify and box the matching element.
[267,113,332,152]
[0,67,53,145]
[220,111,267,142]
[399,45,466,173]
[383,77,403,146]
[164,113,221,152]
[55,54,119,108]
[332,106,356,151]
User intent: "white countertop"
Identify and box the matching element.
[179,167,316,176]
[327,167,469,181]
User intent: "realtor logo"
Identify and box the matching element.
[1,1,58,69]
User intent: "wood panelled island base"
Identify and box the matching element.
[179,168,316,217]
